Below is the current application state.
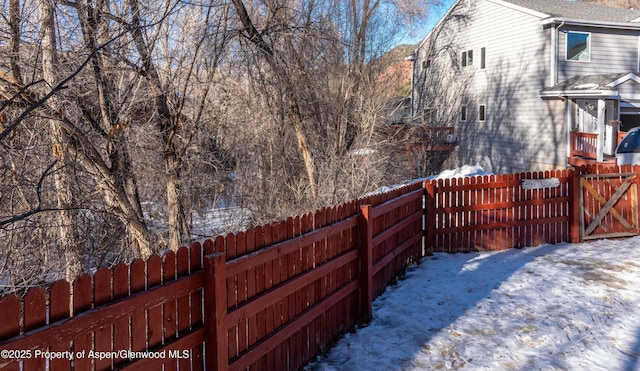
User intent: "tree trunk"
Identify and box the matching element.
[127,0,190,251]
[286,92,318,199]
[9,0,23,85]
[75,0,152,257]
[231,0,318,199]
[38,0,85,282]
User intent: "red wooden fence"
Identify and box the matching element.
[425,170,572,252]
[574,164,640,240]
[0,182,425,371]
[0,244,206,371]
[2,165,639,370]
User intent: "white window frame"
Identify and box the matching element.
[461,49,473,67]
[566,31,591,62]
[478,104,486,122]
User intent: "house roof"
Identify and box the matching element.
[540,72,640,98]
[548,73,631,90]
[416,0,640,52]
[499,0,640,23]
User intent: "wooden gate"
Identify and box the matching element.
[579,172,640,240]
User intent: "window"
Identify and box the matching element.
[478,104,486,122]
[566,32,590,61]
[422,59,431,70]
[461,49,473,67]
[423,109,437,124]
[460,105,467,122]
[480,47,486,69]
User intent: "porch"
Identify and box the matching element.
[568,130,626,167]
[539,73,640,168]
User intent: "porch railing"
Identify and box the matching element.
[570,131,628,160]
[570,132,598,159]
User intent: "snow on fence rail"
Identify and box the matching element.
[1,165,639,370]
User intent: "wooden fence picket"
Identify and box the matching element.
[73,273,93,370]
[49,280,71,370]
[147,256,163,351]
[93,267,112,370]
[425,169,573,252]
[113,263,130,367]
[0,294,19,371]
[23,288,46,370]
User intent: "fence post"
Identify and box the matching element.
[569,168,581,243]
[424,181,436,254]
[204,244,228,371]
[359,204,373,323]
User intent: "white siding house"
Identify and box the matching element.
[411,0,640,173]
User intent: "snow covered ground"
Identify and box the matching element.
[306,236,640,370]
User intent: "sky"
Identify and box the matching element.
[397,0,457,46]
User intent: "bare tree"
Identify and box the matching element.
[0,0,438,293]
[231,0,319,199]
[221,0,438,222]
[37,0,86,281]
